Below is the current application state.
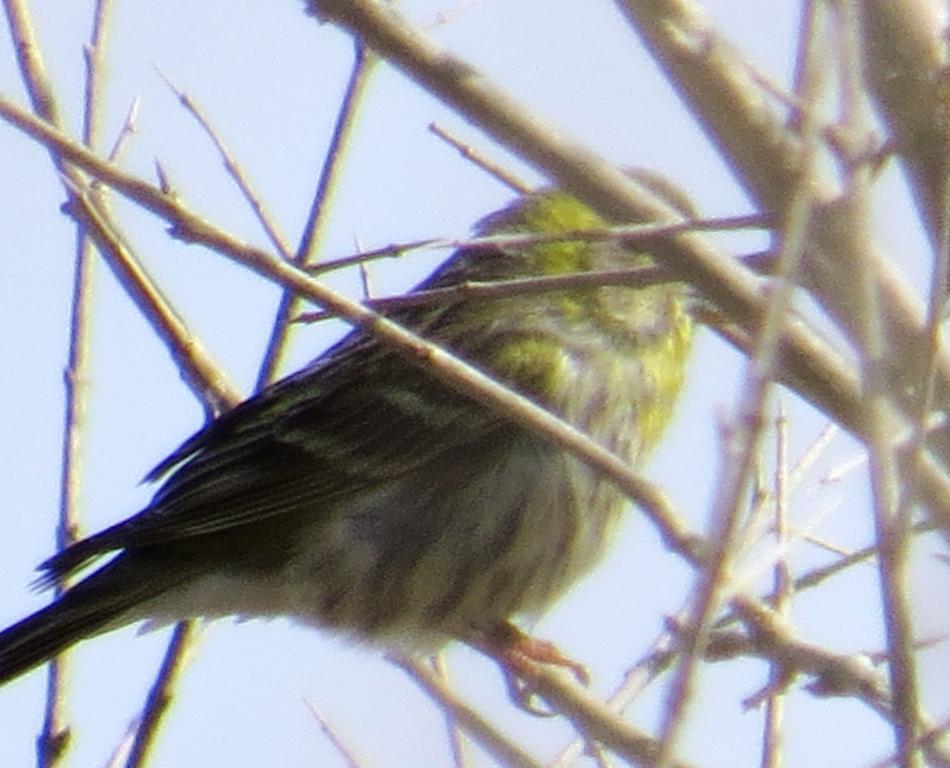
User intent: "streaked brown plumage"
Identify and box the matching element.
[0,172,694,684]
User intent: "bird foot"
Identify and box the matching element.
[470,621,589,715]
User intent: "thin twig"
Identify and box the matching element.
[550,629,680,767]
[157,69,295,260]
[391,655,543,768]
[428,121,531,194]
[471,647,700,768]
[652,29,825,762]
[430,654,468,768]
[303,701,367,768]
[3,0,108,763]
[836,3,922,763]
[762,403,793,768]
[124,623,200,768]
[62,181,242,412]
[256,39,375,388]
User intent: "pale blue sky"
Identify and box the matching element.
[1,1,946,766]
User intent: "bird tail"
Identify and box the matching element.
[0,556,176,685]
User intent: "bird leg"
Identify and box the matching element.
[467,620,589,714]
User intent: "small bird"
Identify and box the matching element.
[0,170,695,685]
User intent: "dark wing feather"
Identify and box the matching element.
[42,327,507,580]
[41,242,533,581]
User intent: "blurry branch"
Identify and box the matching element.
[0,24,237,417]
[429,654,467,768]
[63,185,242,411]
[256,40,375,388]
[303,0,790,334]
[44,0,125,760]
[299,210,765,282]
[7,0,950,538]
[3,1,945,764]
[712,597,890,705]
[295,216,769,322]
[3,0,61,125]
[392,656,543,768]
[428,121,532,194]
[858,0,949,251]
[294,267,683,323]
[298,2,868,436]
[2,0,234,765]
[2,0,948,554]
[303,702,367,768]
[0,90,703,567]
[762,406,792,768]
[632,592,941,768]
[652,22,826,757]
[726,598,950,767]
[613,0,950,511]
[2,0,103,762]
[791,521,934,592]
[550,631,679,767]
[158,70,296,262]
[474,653,701,768]
[301,0,950,538]
[294,4,948,762]
[0,91,862,465]
[837,3,922,761]
[124,623,200,768]
[335,212,766,262]
[453,520,942,768]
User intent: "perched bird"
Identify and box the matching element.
[0,170,695,685]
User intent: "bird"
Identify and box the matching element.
[0,170,695,685]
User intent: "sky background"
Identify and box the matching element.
[0,1,947,766]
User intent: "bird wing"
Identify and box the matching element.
[42,329,513,579]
